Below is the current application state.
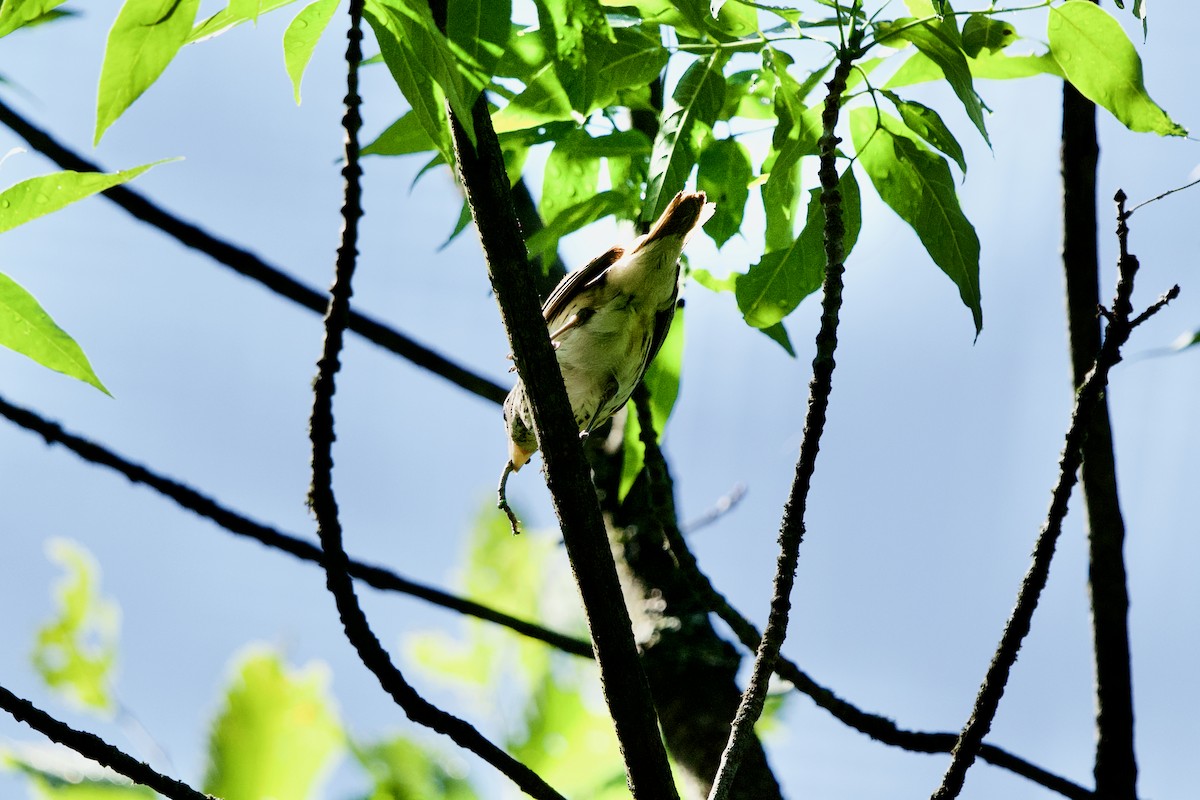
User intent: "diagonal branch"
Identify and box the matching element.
[0,684,213,800]
[0,96,506,406]
[0,392,590,658]
[303,9,563,799]
[930,192,1179,800]
[707,26,863,800]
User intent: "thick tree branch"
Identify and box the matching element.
[1062,55,1138,798]
[930,193,1179,800]
[0,393,590,658]
[0,684,212,800]
[707,28,863,800]
[303,11,562,799]
[0,96,506,406]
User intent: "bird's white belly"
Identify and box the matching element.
[554,299,654,431]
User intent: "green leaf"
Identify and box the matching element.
[619,307,684,501]
[1171,329,1200,352]
[761,142,801,252]
[525,191,631,261]
[491,62,576,132]
[283,0,338,103]
[95,0,202,144]
[884,91,966,174]
[32,539,119,713]
[736,167,860,329]
[0,162,168,237]
[352,737,479,800]
[691,267,737,294]
[203,649,342,800]
[759,321,795,356]
[851,107,982,335]
[534,0,615,114]
[541,130,602,226]
[720,69,777,120]
[592,25,668,100]
[447,0,512,92]
[960,14,1016,58]
[364,0,478,159]
[1048,1,1184,136]
[188,0,299,42]
[0,753,155,799]
[0,0,68,38]
[881,17,990,145]
[0,274,110,394]
[887,48,1062,86]
[642,53,726,225]
[697,138,751,248]
[362,112,436,156]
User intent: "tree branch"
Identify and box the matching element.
[930,193,1179,800]
[707,26,863,800]
[0,392,590,658]
[1061,54,1138,799]
[303,10,563,799]
[0,684,213,800]
[0,96,506,406]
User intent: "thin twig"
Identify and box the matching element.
[930,192,1180,800]
[707,23,863,800]
[0,392,590,658]
[0,96,507,406]
[0,684,213,800]
[680,482,747,534]
[304,9,563,799]
[633,395,1095,800]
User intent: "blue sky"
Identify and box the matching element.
[1,2,1197,798]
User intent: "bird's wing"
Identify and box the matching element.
[541,246,624,324]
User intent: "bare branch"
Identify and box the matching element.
[303,11,563,798]
[930,192,1180,800]
[707,26,864,800]
[0,97,507,406]
[0,684,213,800]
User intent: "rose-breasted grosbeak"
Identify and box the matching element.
[503,190,712,477]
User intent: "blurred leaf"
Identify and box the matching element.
[32,540,118,713]
[691,267,737,293]
[362,111,436,156]
[697,137,751,248]
[188,0,299,42]
[1048,0,1184,136]
[352,737,478,800]
[95,0,201,144]
[283,0,338,103]
[1170,329,1200,352]
[880,17,990,145]
[737,167,860,329]
[720,69,776,120]
[619,307,684,500]
[884,91,966,174]
[0,0,68,38]
[851,107,982,335]
[365,0,477,158]
[447,0,512,91]
[0,748,154,799]
[541,130,602,227]
[203,649,342,800]
[960,14,1016,58]
[0,162,168,237]
[0,274,110,395]
[642,53,726,225]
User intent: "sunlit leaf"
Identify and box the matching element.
[619,307,684,500]
[0,162,168,236]
[697,138,751,248]
[32,540,118,713]
[887,47,1062,86]
[534,0,615,113]
[95,0,201,144]
[851,107,982,335]
[884,91,966,174]
[642,53,726,225]
[188,0,298,42]
[203,649,342,800]
[0,748,154,799]
[492,62,576,132]
[880,17,990,145]
[447,0,512,91]
[541,130,602,227]
[362,111,436,156]
[1048,0,1184,136]
[0,0,68,38]
[525,191,632,261]
[283,0,338,103]
[0,274,109,394]
[737,168,860,329]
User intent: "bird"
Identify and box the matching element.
[499,190,713,531]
